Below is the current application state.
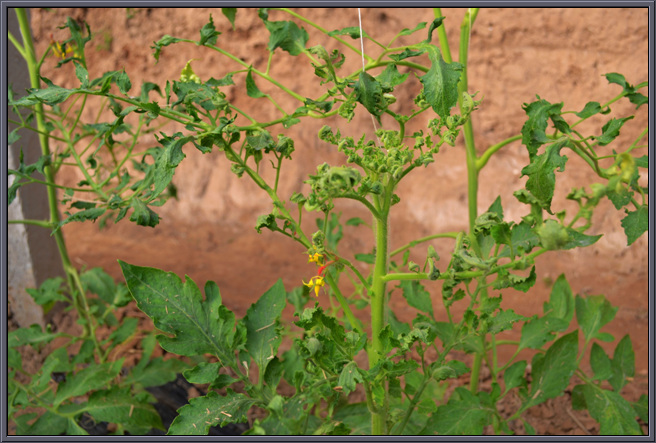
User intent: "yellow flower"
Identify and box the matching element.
[303,276,325,297]
[51,40,75,59]
[308,252,324,265]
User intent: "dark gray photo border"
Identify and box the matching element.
[1,1,654,442]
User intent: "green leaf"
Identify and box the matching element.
[503,360,527,393]
[520,138,569,213]
[418,44,463,120]
[119,261,238,364]
[345,217,366,226]
[25,277,67,306]
[74,62,89,88]
[10,81,78,107]
[222,8,237,30]
[264,20,309,55]
[87,386,163,431]
[575,101,603,118]
[397,280,433,316]
[81,267,131,307]
[126,356,187,388]
[542,274,574,331]
[8,324,60,348]
[632,394,648,423]
[243,279,286,377]
[487,309,527,334]
[523,330,578,409]
[168,390,254,435]
[576,294,618,342]
[424,387,491,435]
[621,205,648,246]
[590,342,613,381]
[17,411,68,435]
[333,402,371,435]
[561,227,602,249]
[129,198,160,227]
[353,71,385,124]
[54,359,124,406]
[572,384,642,435]
[245,69,266,98]
[609,334,635,392]
[199,14,220,46]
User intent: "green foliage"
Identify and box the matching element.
[8,7,647,437]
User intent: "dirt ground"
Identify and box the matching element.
[14,7,651,435]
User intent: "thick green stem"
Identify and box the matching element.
[369,193,391,435]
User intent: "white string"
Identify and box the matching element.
[357,8,381,145]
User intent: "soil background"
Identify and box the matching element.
[15,7,651,436]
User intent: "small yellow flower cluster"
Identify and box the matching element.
[303,252,326,297]
[51,40,75,59]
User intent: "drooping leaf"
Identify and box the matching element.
[327,26,368,39]
[149,132,191,201]
[418,43,463,120]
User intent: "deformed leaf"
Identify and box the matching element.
[353,71,385,124]
[338,361,363,394]
[199,14,220,46]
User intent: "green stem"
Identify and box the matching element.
[14,8,104,361]
[390,232,459,257]
[369,189,391,435]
